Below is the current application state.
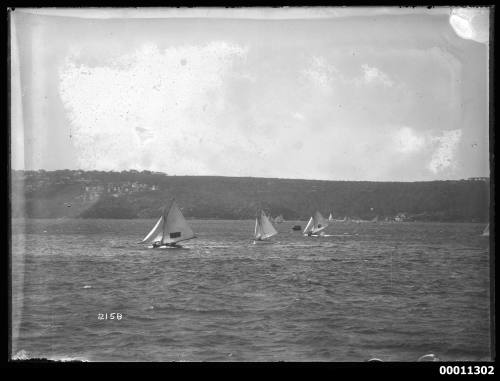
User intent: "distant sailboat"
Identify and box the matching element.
[274,214,284,224]
[328,213,333,221]
[303,211,329,236]
[482,224,489,237]
[254,210,278,242]
[139,200,196,248]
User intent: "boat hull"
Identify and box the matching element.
[252,239,274,245]
[147,244,184,249]
[304,233,335,237]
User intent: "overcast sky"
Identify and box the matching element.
[10,7,490,181]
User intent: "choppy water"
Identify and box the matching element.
[11,219,491,362]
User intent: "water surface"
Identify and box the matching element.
[11,219,491,361]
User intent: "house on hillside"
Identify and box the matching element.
[394,212,408,222]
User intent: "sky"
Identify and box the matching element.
[10,7,490,181]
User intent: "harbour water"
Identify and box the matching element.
[11,219,491,362]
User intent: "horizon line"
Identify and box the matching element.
[10,168,490,183]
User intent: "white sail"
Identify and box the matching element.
[254,218,263,239]
[482,224,489,236]
[140,216,164,243]
[161,200,195,244]
[260,211,277,239]
[303,216,314,234]
[255,211,277,240]
[328,213,333,221]
[312,211,329,234]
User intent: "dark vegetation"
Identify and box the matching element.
[10,170,490,222]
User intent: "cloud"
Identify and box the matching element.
[59,41,248,173]
[303,57,395,93]
[393,127,426,153]
[358,64,394,87]
[392,127,463,175]
[292,112,305,121]
[428,129,463,174]
[301,56,339,92]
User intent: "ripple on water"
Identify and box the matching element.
[12,220,491,361]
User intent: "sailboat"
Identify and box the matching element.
[274,214,284,224]
[254,210,278,243]
[303,211,329,236]
[139,200,196,248]
[328,213,333,221]
[482,223,490,237]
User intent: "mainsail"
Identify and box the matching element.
[140,200,195,245]
[255,211,278,240]
[161,200,195,244]
[328,213,333,221]
[312,211,329,234]
[303,212,329,235]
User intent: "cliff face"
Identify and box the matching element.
[10,170,490,222]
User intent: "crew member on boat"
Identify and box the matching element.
[152,240,179,248]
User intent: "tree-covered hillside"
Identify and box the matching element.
[10,170,490,222]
